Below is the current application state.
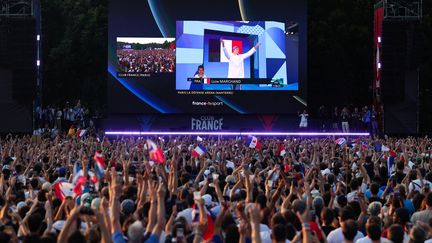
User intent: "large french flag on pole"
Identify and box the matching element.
[93,151,105,178]
[192,145,207,158]
[247,136,262,149]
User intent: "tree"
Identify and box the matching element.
[41,0,107,111]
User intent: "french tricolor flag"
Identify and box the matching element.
[203,78,211,84]
[388,149,397,158]
[147,139,165,163]
[54,182,75,201]
[381,145,397,157]
[192,204,215,241]
[93,151,105,178]
[88,171,98,184]
[192,145,207,158]
[71,161,88,196]
[335,138,347,146]
[276,143,286,156]
[220,39,243,62]
[246,136,262,149]
[72,161,84,184]
[383,149,397,176]
[76,129,86,137]
[73,176,87,196]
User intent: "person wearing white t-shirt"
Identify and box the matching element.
[409,178,432,193]
[194,65,206,79]
[355,216,391,243]
[299,110,309,129]
[221,38,260,90]
[328,225,364,243]
[327,208,364,243]
[190,65,207,90]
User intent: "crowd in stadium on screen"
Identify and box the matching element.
[117,49,175,73]
[1,133,432,243]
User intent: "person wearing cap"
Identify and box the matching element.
[121,199,135,216]
[54,167,68,183]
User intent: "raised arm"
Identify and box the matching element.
[249,203,262,243]
[241,43,260,59]
[213,201,229,236]
[213,176,224,203]
[194,158,208,184]
[146,180,158,234]
[357,159,371,184]
[220,39,232,60]
[244,165,254,203]
[152,182,166,237]
[193,197,208,243]
[57,206,80,243]
[109,168,126,243]
[42,200,53,236]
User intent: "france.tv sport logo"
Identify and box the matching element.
[192,101,224,106]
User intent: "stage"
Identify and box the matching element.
[105,131,369,136]
[102,114,370,137]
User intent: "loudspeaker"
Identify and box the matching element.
[380,20,421,135]
[0,17,35,133]
[0,18,36,105]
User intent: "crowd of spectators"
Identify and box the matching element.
[298,105,379,135]
[117,49,175,73]
[1,134,432,243]
[316,105,379,134]
[34,100,99,139]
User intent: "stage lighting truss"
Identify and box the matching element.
[375,0,422,20]
[0,0,33,17]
